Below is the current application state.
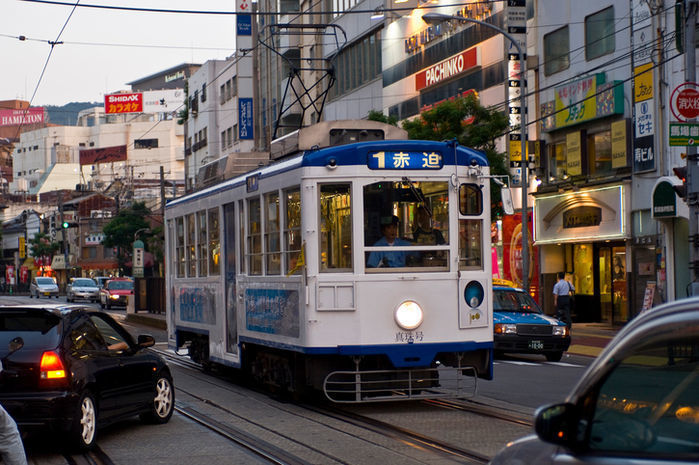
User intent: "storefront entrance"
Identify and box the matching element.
[570,242,628,325]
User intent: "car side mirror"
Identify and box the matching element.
[534,402,579,447]
[137,334,155,348]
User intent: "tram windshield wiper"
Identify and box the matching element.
[402,176,431,216]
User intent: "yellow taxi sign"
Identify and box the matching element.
[493,278,517,288]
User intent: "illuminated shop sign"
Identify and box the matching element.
[367,151,443,170]
[541,75,624,131]
[105,93,143,114]
[415,48,479,91]
[406,3,493,54]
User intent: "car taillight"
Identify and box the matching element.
[40,351,67,381]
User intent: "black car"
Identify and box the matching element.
[0,304,174,451]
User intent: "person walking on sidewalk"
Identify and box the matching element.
[553,272,574,329]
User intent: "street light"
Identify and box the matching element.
[422,12,529,290]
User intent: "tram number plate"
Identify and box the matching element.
[529,340,544,350]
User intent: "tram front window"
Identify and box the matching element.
[363,181,449,271]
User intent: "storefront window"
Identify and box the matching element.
[573,243,594,295]
[588,130,613,176]
[548,142,568,182]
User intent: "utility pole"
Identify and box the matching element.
[160,165,166,217]
[685,0,699,293]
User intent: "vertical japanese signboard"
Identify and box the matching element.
[239,98,254,140]
[506,0,527,181]
[631,0,655,173]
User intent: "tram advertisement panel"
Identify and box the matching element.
[176,286,217,324]
[244,284,300,338]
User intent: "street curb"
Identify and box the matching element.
[125,313,167,330]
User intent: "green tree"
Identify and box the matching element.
[102,202,152,274]
[367,110,398,126]
[400,94,510,218]
[28,232,61,259]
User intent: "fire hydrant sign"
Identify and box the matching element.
[671,82,699,122]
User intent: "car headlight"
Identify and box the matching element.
[110,294,120,300]
[494,323,517,334]
[552,326,569,337]
[394,300,423,330]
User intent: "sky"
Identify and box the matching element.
[3,0,238,107]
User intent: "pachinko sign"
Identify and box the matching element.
[105,93,143,114]
[0,108,44,126]
[415,48,479,91]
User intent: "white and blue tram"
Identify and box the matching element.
[165,121,494,402]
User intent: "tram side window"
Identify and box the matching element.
[363,180,449,270]
[198,210,208,276]
[176,217,185,277]
[186,213,196,277]
[459,184,483,270]
[320,184,352,272]
[265,192,281,275]
[284,188,302,275]
[208,208,220,275]
[238,200,245,274]
[247,197,262,275]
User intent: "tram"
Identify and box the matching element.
[165,120,495,402]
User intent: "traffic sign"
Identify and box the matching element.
[669,122,699,146]
[671,82,699,122]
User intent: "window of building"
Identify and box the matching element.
[221,131,226,151]
[332,29,382,99]
[586,6,615,61]
[187,213,196,277]
[176,217,185,277]
[588,130,613,176]
[548,142,568,181]
[134,138,158,149]
[544,26,570,75]
[197,210,208,276]
[220,84,226,105]
[247,197,262,275]
[201,83,207,102]
[284,188,302,275]
[227,127,233,146]
[208,208,220,275]
[264,192,281,275]
[320,184,352,272]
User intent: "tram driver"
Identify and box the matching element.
[367,215,414,267]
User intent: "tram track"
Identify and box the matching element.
[156,347,531,463]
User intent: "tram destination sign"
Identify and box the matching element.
[368,151,443,170]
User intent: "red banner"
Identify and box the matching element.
[104,93,143,114]
[415,48,478,91]
[502,212,540,304]
[79,145,127,165]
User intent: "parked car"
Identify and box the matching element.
[492,279,570,362]
[99,278,134,309]
[0,304,174,450]
[490,297,699,465]
[66,278,100,303]
[29,276,59,299]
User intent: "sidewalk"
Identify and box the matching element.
[567,323,620,358]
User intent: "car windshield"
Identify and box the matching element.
[493,289,542,313]
[108,281,133,290]
[0,309,62,350]
[73,279,97,287]
[36,278,55,285]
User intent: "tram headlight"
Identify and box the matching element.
[394,301,423,330]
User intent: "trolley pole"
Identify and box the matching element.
[685,0,699,293]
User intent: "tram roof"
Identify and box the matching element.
[167,140,488,209]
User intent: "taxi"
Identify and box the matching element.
[492,279,570,362]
